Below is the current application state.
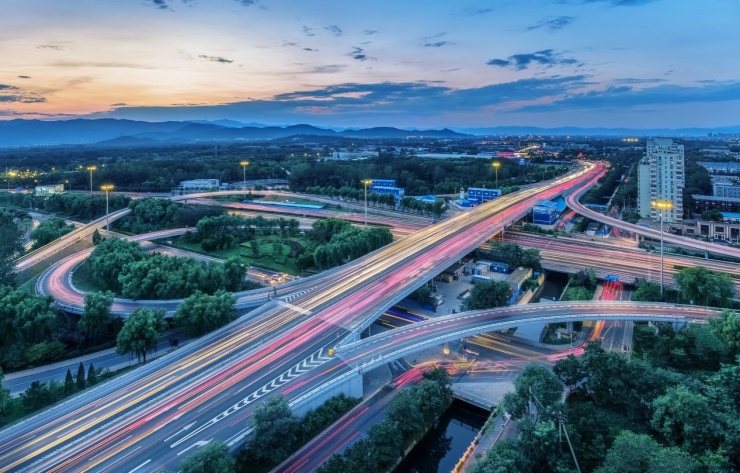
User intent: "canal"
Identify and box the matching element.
[537,270,569,302]
[394,400,489,473]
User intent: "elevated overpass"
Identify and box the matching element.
[566,170,740,260]
[0,163,608,472]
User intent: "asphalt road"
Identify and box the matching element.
[0,163,605,472]
[566,172,740,259]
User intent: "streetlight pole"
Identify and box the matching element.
[651,200,672,299]
[87,165,97,194]
[362,179,372,227]
[493,162,500,189]
[101,184,114,231]
[240,160,249,201]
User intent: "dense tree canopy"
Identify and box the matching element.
[249,395,300,464]
[29,217,74,250]
[309,218,393,269]
[318,367,452,473]
[115,307,167,364]
[462,280,513,311]
[174,290,236,337]
[674,266,735,307]
[117,198,224,234]
[88,237,145,293]
[79,290,114,341]
[88,237,250,299]
[182,441,236,473]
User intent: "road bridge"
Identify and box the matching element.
[0,163,608,472]
[566,171,740,260]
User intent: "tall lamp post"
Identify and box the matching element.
[492,162,500,189]
[240,160,249,201]
[101,184,114,231]
[86,165,97,194]
[651,200,673,298]
[362,179,373,227]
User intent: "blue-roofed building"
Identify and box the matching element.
[369,179,405,201]
[533,200,559,226]
[467,187,501,204]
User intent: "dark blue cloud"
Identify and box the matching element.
[613,78,666,84]
[527,16,575,31]
[0,84,45,103]
[302,26,315,37]
[96,76,590,123]
[424,41,450,48]
[348,46,373,61]
[519,81,740,112]
[324,25,342,36]
[198,55,234,64]
[148,0,168,9]
[18,75,31,79]
[363,30,379,35]
[487,50,578,70]
[562,0,658,5]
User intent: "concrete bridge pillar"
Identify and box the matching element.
[671,320,687,333]
[292,370,363,417]
[566,321,574,333]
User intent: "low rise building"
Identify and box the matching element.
[179,179,219,190]
[369,179,405,200]
[331,151,379,160]
[35,184,65,196]
[533,200,558,226]
[467,187,501,204]
[693,195,740,213]
[506,266,533,293]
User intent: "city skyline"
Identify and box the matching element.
[2,0,740,128]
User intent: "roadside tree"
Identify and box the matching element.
[115,308,167,364]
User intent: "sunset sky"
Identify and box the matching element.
[1,0,739,129]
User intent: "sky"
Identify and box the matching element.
[1,0,740,129]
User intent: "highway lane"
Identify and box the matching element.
[333,301,716,374]
[0,164,601,472]
[499,232,740,291]
[13,208,132,273]
[566,170,740,259]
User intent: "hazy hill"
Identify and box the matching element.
[0,119,469,147]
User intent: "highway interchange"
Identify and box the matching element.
[0,161,729,472]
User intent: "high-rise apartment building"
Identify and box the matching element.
[637,138,684,222]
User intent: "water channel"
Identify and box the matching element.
[394,400,489,473]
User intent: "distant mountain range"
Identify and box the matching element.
[0,119,468,147]
[459,125,740,137]
[0,119,738,147]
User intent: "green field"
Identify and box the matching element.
[172,235,313,276]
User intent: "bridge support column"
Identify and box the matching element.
[705,251,709,259]
[292,370,363,417]
[566,321,574,333]
[671,320,687,333]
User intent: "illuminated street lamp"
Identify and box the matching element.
[101,184,114,231]
[86,165,97,194]
[492,162,501,189]
[362,179,373,227]
[240,160,249,201]
[651,200,673,298]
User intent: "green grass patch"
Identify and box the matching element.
[259,195,325,206]
[172,236,315,276]
[70,260,107,293]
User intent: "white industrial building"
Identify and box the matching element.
[638,138,684,222]
[179,179,219,190]
[35,184,65,196]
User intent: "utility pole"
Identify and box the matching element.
[362,179,372,227]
